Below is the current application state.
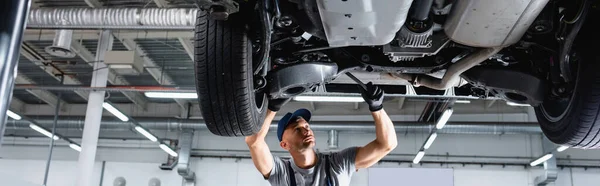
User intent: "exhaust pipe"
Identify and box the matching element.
[391,47,502,90]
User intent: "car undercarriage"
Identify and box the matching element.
[192,0,600,149]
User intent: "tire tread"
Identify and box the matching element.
[194,10,266,136]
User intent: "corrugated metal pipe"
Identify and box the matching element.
[5,117,542,135]
[27,8,197,30]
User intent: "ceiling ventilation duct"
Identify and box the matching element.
[44,20,76,58]
[104,50,145,75]
[27,8,198,29]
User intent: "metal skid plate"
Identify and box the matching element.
[443,0,549,47]
[315,0,413,46]
[462,67,546,106]
[267,62,339,99]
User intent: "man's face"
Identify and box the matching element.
[280,117,315,152]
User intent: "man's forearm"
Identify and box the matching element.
[354,108,398,169]
[245,110,276,178]
[245,110,277,146]
[371,109,398,149]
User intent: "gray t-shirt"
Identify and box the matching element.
[268,147,358,186]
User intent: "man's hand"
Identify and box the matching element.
[354,82,396,169]
[268,98,292,112]
[358,82,384,112]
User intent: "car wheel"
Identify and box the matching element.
[194,10,267,136]
[534,47,600,149]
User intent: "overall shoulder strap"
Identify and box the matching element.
[287,161,297,186]
[324,154,332,186]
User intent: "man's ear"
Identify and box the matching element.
[280,141,290,150]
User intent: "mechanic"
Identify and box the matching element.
[245,83,398,186]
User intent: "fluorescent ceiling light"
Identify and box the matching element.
[69,143,82,152]
[109,64,134,69]
[424,133,438,149]
[135,126,157,142]
[29,124,59,140]
[435,109,453,129]
[530,154,553,166]
[7,110,21,120]
[159,144,178,157]
[413,151,425,164]
[102,102,129,122]
[506,101,530,107]
[557,146,569,152]
[144,92,198,99]
[454,100,471,104]
[293,96,363,102]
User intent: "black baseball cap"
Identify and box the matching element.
[277,108,312,142]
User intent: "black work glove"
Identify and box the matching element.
[359,82,384,112]
[268,98,292,112]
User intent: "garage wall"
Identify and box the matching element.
[1,132,583,162]
[2,129,600,186]
[189,130,600,161]
[1,131,557,161]
[1,158,599,186]
[0,160,102,186]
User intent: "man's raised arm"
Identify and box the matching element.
[244,98,290,178]
[245,110,276,178]
[354,83,398,169]
[355,109,397,169]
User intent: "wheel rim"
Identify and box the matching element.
[540,55,580,123]
[540,96,573,122]
[254,89,266,111]
[250,37,266,112]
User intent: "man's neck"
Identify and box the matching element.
[290,148,318,169]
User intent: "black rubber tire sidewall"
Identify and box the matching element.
[534,49,600,149]
[194,10,267,136]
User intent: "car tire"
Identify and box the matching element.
[194,10,267,136]
[534,46,600,149]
